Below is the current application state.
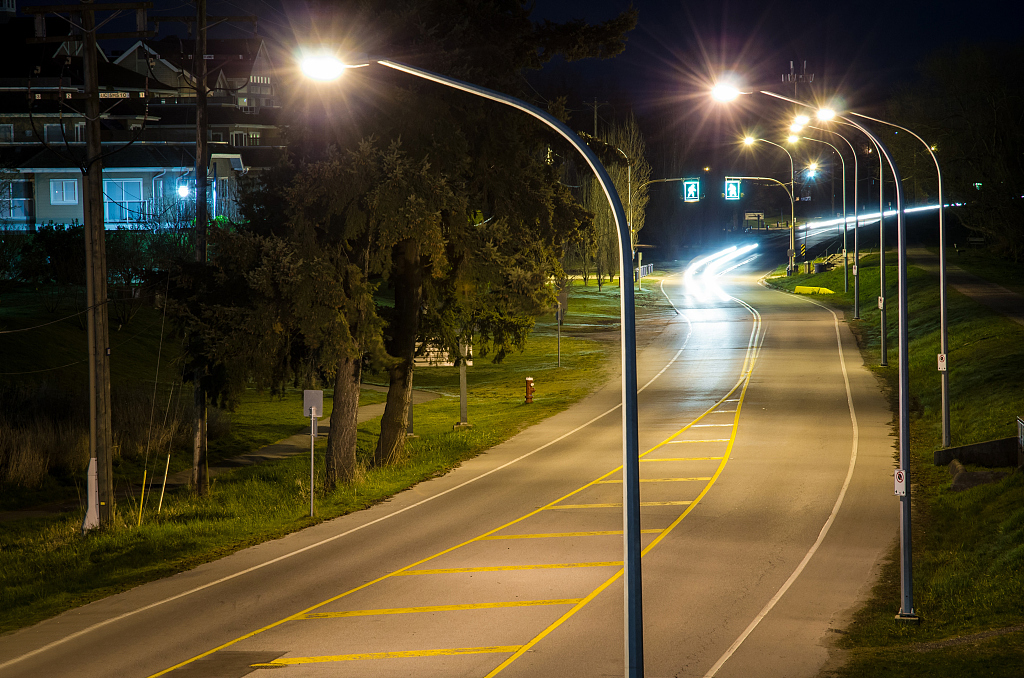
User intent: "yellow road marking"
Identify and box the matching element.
[251,646,522,666]
[690,424,734,427]
[151,290,763,678]
[398,562,622,575]
[298,599,582,618]
[667,438,730,443]
[595,478,711,483]
[642,457,724,461]
[484,301,762,677]
[479,530,662,540]
[550,501,693,509]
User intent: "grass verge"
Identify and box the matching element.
[766,250,1024,677]
[0,277,646,637]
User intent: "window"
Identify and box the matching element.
[0,124,12,142]
[50,179,78,205]
[74,122,85,142]
[44,124,65,143]
[248,132,260,145]
[103,179,144,222]
[230,132,246,147]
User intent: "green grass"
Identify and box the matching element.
[0,279,637,636]
[767,250,1024,676]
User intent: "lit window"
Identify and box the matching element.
[103,179,145,222]
[50,178,78,205]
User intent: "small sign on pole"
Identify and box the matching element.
[894,468,906,496]
[724,177,741,201]
[303,390,323,517]
[878,296,885,310]
[937,353,947,372]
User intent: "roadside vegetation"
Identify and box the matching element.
[767,248,1024,677]
[0,275,671,636]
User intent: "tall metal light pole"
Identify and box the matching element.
[713,83,916,620]
[763,93,918,622]
[848,114,950,447]
[801,135,847,290]
[744,137,796,273]
[808,126,856,293]
[307,55,646,676]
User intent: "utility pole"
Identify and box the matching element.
[27,0,156,531]
[585,98,608,138]
[193,0,209,495]
[158,3,256,495]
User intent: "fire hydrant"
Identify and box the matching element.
[525,377,535,404]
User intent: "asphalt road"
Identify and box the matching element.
[0,246,896,678]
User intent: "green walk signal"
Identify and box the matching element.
[683,178,700,203]
[725,178,741,201]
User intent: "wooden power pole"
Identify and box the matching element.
[192,0,209,495]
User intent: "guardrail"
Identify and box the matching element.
[634,263,653,281]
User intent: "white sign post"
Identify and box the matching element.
[303,390,323,517]
[894,468,907,496]
[937,353,947,372]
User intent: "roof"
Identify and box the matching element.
[146,36,269,82]
[13,143,196,171]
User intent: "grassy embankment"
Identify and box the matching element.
[0,274,670,636]
[767,251,1024,677]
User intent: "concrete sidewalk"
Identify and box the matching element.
[909,248,1024,326]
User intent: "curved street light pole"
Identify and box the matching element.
[759,90,917,622]
[751,138,796,273]
[802,135,847,290]
[848,113,950,447]
[808,126,856,294]
[374,58,647,676]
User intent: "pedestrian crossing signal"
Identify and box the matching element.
[724,178,741,201]
[683,178,700,203]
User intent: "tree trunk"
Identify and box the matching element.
[326,355,361,488]
[374,238,421,466]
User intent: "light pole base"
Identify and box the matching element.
[453,422,473,431]
[895,611,921,625]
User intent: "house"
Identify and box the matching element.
[0,3,286,231]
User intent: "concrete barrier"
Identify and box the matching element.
[934,436,1019,468]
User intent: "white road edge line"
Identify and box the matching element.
[0,290,695,672]
[703,292,860,678]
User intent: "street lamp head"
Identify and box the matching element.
[816,108,836,121]
[794,114,810,125]
[177,185,189,198]
[711,83,741,102]
[789,123,804,133]
[301,54,347,81]
[743,136,755,146]
[808,162,818,171]
[787,135,799,144]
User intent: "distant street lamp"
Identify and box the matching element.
[303,52,647,676]
[847,112,951,447]
[715,84,918,622]
[743,136,796,273]
[800,134,848,291]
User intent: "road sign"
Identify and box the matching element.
[683,178,700,202]
[878,296,885,310]
[724,178,741,200]
[852,264,858,276]
[894,469,906,496]
[800,243,806,256]
[303,390,324,418]
[937,353,947,372]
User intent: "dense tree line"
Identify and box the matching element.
[887,42,1024,261]
[169,0,637,488]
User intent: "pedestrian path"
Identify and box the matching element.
[908,248,1024,326]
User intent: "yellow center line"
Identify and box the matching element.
[483,302,763,678]
[151,292,763,678]
[298,599,582,618]
[479,530,662,540]
[595,478,712,483]
[642,457,724,462]
[547,501,693,509]
[667,438,731,443]
[251,646,522,666]
[396,562,622,575]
